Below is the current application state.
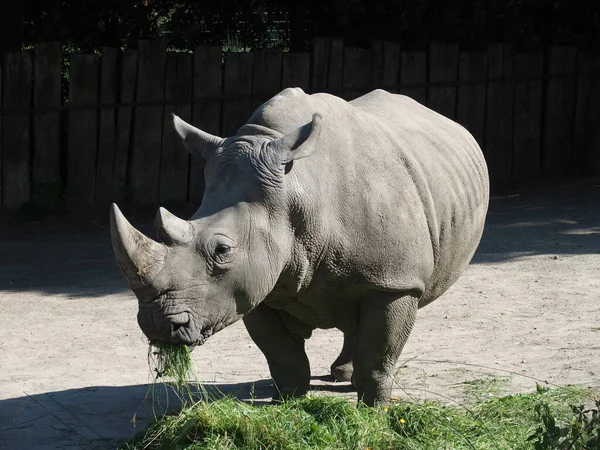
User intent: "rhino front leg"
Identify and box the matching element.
[243,303,311,401]
[353,293,419,406]
[330,333,357,382]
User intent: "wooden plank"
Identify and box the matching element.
[311,37,330,92]
[400,50,426,104]
[190,45,222,204]
[542,46,577,176]
[456,51,487,146]
[484,44,515,185]
[573,52,600,173]
[130,40,167,205]
[512,53,544,181]
[113,49,138,203]
[251,48,282,110]
[327,38,344,91]
[2,52,33,208]
[587,56,600,173]
[159,51,192,205]
[221,52,254,136]
[428,42,459,119]
[281,52,310,91]
[32,42,61,207]
[67,53,99,206]
[342,47,372,101]
[370,40,383,88]
[0,68,2,205]
[381,41,400,93]
[95,47,119,207]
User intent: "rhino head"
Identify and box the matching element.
[110,112,322,346]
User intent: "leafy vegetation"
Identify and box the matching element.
[17,0,600,53]
[121,383,599,450]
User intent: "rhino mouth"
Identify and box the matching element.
[139,309,223,348]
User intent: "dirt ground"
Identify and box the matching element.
[0,177,599,450]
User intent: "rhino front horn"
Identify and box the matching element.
[154,207,193,245]
[110,203,167,290]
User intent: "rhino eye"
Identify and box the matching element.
[215,244,230,256]
[213,244,232,264]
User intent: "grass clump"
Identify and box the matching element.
[121,384,599,450]
[148,342,195,392]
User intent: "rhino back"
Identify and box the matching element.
[252,88,489,311]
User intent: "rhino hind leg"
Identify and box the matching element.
[330,333,357,382]
[352,293,419,406]
[243,303,311,401]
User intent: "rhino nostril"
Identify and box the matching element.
[171,320,188,333]
[168,312,190,335]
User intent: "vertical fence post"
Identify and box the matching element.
[2,51,32,208]
[113,49,138,204]
[33,42,61,208]
[400,50,426,104]
[573,52,600,174]
[311,37,330,93]
[95,47,119,208]
[221,52,254,136]
[130,40,167,206]
[381,41,401,93]
[542,46,578,176]
[251,48,283,111]
[457,51,487,146]
[512,53,544,181]
[342,47,372,100]
[485,44,515,185]
[428,43,459,120]
[370,41,383,89]
[282,52,310,91]
[328,38,344,92]
[0,67,2,206]
[67,53,99,207]
[190,45,222,204]
[159,51,192,206]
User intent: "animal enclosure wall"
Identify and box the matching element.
[0,38,599,211]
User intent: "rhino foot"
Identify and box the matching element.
[330,361,354,383]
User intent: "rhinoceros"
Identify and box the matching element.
[110,87,489,406]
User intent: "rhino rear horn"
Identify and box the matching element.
[154,207,193,245]
[172,114,224,161]
[110,203,167,290]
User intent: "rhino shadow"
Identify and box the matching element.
[0,376,355,450]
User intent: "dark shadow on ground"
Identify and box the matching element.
[0,376,354,450]
[473,177,600,263]
[0,208,180,298]
[0,178,598,296]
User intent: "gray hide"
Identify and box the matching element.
[110,88,489,406]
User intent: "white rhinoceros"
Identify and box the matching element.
[110,87,489,406]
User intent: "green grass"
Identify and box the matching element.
[121,384,599,450]
[148,342,195,391]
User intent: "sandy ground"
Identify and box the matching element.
[0,177,599,449]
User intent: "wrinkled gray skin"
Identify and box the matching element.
[110,88,489,406]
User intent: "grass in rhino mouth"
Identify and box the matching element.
[148,341,195,391]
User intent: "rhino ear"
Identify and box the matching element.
[172,114,225,161]
[268,114,323,165]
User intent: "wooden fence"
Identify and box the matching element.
[1,38,599,211]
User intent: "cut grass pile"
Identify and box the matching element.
[121,384,598,450]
